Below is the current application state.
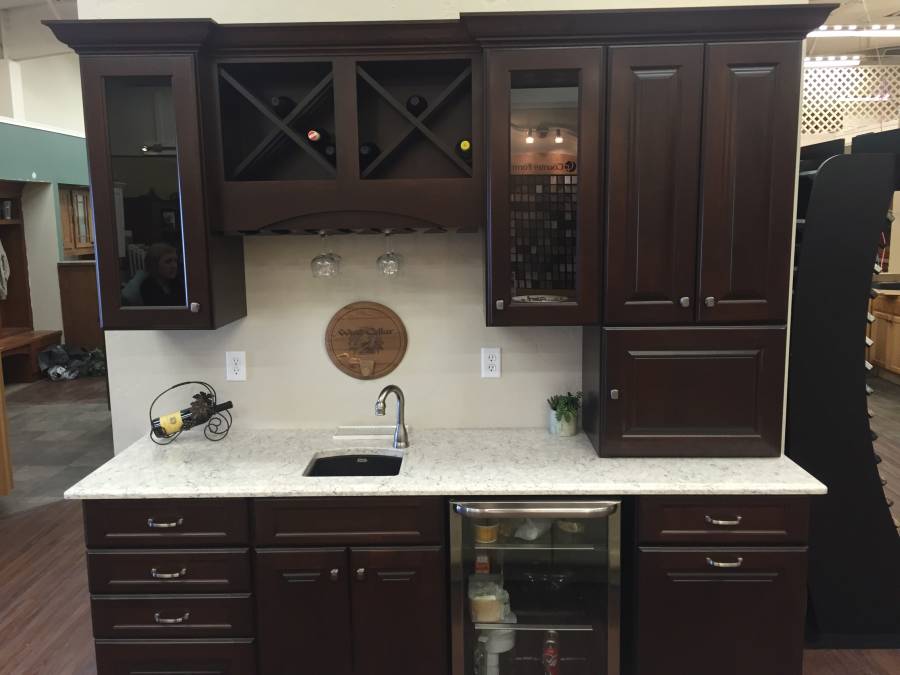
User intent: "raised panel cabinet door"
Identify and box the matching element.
[255,548,352,675]
[698,42,802,323]
[602,327,786,457]
[606,45,703,325]
[636,548,808,675]
[350,546,447,675]
[485,48,604,326]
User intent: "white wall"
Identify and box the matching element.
[17,53,83,134]
[0,0,83,135]
[83,0,807,451]
[107,234,582,450]
[21,182,64,333]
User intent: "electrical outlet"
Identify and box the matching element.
[225,351,246,381]
[481,347,501,378]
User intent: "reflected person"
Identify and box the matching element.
[140,242,186,306]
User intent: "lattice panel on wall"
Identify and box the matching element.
[802,65,900,138]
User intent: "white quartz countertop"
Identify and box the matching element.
[64,428,826,499]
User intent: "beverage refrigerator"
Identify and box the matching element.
[449,500,621,675]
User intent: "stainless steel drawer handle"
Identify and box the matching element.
[704,515,743,527]
[154,611,190,625]
[454,501,618,519]
[147,517,183,529]
[151,567,187,580]
[706,557,744,569]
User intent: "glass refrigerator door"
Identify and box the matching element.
[451,501,621,675]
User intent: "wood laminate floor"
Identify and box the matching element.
[0,377,113,516]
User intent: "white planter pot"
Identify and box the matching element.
[549,409,578,437]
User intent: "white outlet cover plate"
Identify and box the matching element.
[481,347,501,378]
[226,351,246,381]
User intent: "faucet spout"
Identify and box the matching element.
[375,384,408,449]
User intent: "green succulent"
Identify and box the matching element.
[547,391,583,423]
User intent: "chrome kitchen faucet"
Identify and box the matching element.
[375,384,408,449]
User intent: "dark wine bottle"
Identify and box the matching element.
[306,129,337,165]
[270,95,296,118]
[151,400,234,438]
[406,94,428,116]
[456,138,472,164]
[359,141,381,170]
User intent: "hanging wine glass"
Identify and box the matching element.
[310,230,341,278]
[376,229,403,277]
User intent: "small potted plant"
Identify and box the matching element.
[547,391,583,437]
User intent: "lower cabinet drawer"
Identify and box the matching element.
[91,594,254,639]
[253,496,445,546]
[88,548,251,594]
[94,639,256,675]
[84,499,250,548]
[636,547,807,675]
[639,496,810,545]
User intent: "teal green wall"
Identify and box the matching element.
[0,122,88,185]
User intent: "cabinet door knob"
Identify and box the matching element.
[190,302,200,313]
[495,299,504,311]
[609,389,620,400]
[356,567,367,581]
[330,568,340,582]
[679,296,690,308]
[704,296,716,308]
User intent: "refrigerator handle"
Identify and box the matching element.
[453,501,618,519]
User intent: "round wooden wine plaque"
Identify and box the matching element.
[325,301,408,380]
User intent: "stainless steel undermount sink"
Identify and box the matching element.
[304,451,403,477]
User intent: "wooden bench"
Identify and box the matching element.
[0,328,63,383]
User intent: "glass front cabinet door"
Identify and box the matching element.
[451,500,621,675]
[81,55,224,329]
[485,49,604,326]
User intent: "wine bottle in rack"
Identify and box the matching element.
[270,95,296,118]
[359,141,381,170]
[306,129,337,165]
[456,138,472,164]
[406,94,428,116]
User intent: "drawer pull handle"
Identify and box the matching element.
[706,557,744,569]
[330,568,340,582]
[154,611,190,625]
[147,517,183,529]
[356,567,367,581]
[151,567,187,580]
[705,515,742,527]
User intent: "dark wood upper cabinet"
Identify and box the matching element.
[212,53,483,234]
[598,326,786,457]
[636,547,808,675]
[79,55,245,330]
[255,548,353,675]
[698,42,802,324]
[485,48,604,326]
[350,547,447,675]
[605,45,703,325]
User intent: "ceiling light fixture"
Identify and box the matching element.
[525,129,535,144]
[809,24,900,37]
[554,129,564,144]
[804,55,862,68]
